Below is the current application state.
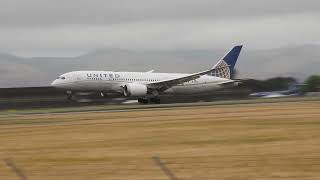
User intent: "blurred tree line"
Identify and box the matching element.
[301,75,320,92]
[239,75,320,93]
[240,77,297,92]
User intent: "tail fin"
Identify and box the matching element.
[210,45,243,79]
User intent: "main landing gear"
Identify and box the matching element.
[138,97,161,104]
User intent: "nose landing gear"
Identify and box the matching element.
[66,91,73,101]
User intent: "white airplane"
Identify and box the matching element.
[51,45,243,104]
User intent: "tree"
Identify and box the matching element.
[304,75,320,92]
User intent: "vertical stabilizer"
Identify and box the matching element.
[210,45,243,79]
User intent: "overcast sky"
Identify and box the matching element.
[0,0,319,57]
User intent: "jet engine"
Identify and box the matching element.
[122,83,148,97]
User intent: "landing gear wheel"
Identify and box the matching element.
[138,98,149,104]
[150,98,161,104]
[66,91,73,101]
[138,97,161,104]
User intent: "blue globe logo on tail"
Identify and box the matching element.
[210,45,242,79]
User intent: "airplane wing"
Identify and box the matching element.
[146,45,242,92]
[146,65,231,91]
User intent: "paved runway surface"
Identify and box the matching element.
[1,100,320,179]
[1,96,320,116]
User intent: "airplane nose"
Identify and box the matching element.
[51,80,58,87]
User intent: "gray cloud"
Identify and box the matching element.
[0,13,319,57]
[1,0,320,26]
[0,0,319,56]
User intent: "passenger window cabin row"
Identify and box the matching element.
[87,77,160,82]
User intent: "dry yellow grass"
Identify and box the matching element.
[1,101,320,179]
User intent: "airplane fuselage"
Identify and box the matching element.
[51,71,235,95]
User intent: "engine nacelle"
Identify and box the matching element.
[123,83,148,97]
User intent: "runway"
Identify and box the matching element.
[1,99,320,179]
[1,96,320,116]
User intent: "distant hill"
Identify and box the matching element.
[0,45,319,88]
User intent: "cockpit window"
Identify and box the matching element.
[57,76,66,80]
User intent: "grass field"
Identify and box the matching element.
[1,101,320,179]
